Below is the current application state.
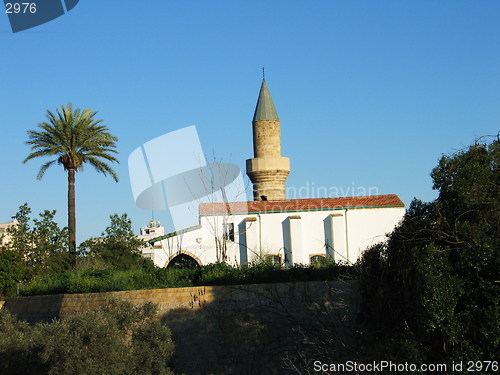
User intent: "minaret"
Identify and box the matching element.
[246,77,290,201]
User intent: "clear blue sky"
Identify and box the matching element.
[1,1,499,243]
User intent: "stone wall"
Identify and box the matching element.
[1,280,360,375]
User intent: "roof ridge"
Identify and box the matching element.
[199,194,405,215]
[199,193,401,206]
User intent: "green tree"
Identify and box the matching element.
[1,204,33,287]
[80,213,152,270]
[2,204,71,283]
[23,104,119,262]
[360,136,499,365]
[4,203,33,256]
[31,210,71,277]
[0,250,24,297]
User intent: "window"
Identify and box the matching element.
[265,255,282,267]
[310,254,327,266]
[224,223,235,242]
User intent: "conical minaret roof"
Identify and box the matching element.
[253,79,279,121]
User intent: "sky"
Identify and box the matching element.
[0,0,499,243]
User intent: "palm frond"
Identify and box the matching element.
[36,160,57,179]
[86,156,119,182]
[23,148,59,163]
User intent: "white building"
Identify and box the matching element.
[138,78,405,267]
[139,195,405,267]
[0,221,17,246]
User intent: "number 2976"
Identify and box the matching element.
[5,2,37,14]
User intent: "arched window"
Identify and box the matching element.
[167,254,200,269]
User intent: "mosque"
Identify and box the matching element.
[138,78,405,267]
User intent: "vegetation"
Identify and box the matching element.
[0,250,23,296]
[0,204,71,296]
[23,103,119,261]
[0,299,175,375]
[0,208,152,297]
[21,261,357,296]
[79,213,153,270]
[360,136,499,365]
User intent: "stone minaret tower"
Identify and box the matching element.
[246,78,290,201]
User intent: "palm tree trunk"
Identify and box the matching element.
[68,167,77,262]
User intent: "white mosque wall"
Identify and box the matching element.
[139,205,405,268]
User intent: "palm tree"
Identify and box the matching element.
[23,103,119,261]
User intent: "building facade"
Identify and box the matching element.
[139,195,405,267]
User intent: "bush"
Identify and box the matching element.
[0,299,175,375]
[0,308,46,375]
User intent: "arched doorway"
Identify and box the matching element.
[166,252,201,269]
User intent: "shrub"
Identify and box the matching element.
[0,308,46,375]
[0,299,175,375]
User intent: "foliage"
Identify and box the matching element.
[30,209,71,278]
[0,308,46,374]
[21,261,358,296]
[23,103,119,260]
[79,213,153,270]
[0,250,24,297]
[3,203,32,256]
[0,299,175,375]
[0,203,71,293]
[360,136,499,365]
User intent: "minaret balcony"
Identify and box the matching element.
[246,156,290,173]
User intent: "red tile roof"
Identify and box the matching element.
[199,194,404,216]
